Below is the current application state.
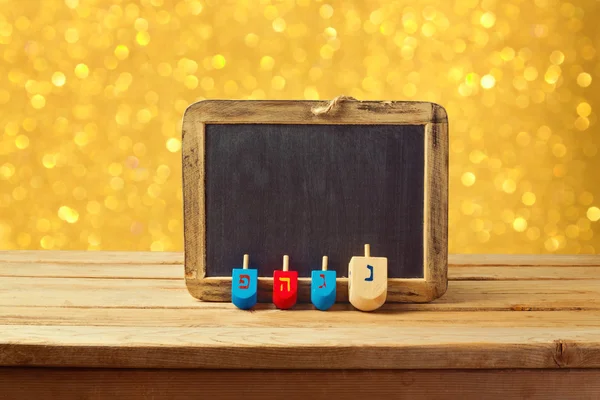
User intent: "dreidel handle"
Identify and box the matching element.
[283,255,289,271]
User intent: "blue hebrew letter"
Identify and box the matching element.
[365,265,374,281]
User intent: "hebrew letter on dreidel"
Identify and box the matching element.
[318,273,327,289]
[365,265,374,281]
[239,274,250,289]
[280,277,290,291]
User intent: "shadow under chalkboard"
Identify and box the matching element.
[205,123,425,278]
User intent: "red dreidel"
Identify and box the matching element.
[273,255,298,309]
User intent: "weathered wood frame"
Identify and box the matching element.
[182,100,448,303]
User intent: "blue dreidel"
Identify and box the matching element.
[311,256,336,311]
[232,254,258,310]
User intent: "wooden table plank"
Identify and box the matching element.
[3,368,600,400]
[2,276,600,311]
[2,252,600,278]
[2,308,600,328]
[4,262,600,281]
[2,325,599,369]
[0,262,182,279]
[2,251,600,371]
[449,254,600,266]
[449,266,600,280]
[0,251,183,265]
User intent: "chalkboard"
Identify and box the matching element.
[205,123,424,278]
[183,100,448,303]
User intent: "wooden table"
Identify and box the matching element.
[2,251,600,399]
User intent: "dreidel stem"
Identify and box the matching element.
[283,255,289,272]
[243,254,249,270]
[364,244,370,257]
[322,256,328,271]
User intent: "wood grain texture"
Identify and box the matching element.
[3,251,600,370]
[3,324,600,369]
[3,368,600,400]
[450,254,600,266]
[185,99,447,124]
[182,100,449,303]
[5,264,598,281]
[424,121,448,299]
[5,276,600,311]
[0,250,183,264]
[3,253,600,280]
[450,266,600,280]
[2,252,598,279]
[182,107,205,281]
[0,262,181,279]
[4,308,600,328]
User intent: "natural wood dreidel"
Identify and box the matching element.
[231,254,258,310]
[311,256,336,311]
[273,255,298,309]
[348,244,388,312]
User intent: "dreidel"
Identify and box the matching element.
[231,254,258,310]
[273,255,298,309]
[311,256,336,311]
[348,244,388,311]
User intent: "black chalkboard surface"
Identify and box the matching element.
[205,123,424,278]
[183,100,448,303]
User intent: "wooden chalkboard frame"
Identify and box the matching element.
[182,100,448,303]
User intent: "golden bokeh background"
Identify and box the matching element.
[0,0,598,253]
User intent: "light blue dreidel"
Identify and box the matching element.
[232,254,258,310]
[311,256,336,311]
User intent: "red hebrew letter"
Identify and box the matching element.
[239,274,250,289]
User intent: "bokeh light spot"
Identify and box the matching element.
[74,63,89,78]
[588,207,600,222]
[461,172,476,187]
